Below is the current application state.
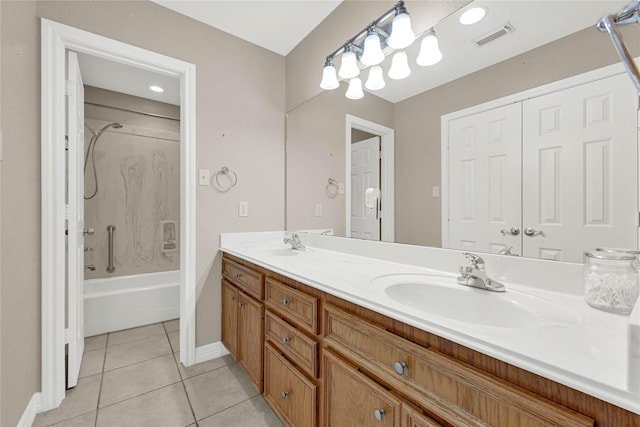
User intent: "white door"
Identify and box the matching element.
[447,103,523,254]
[66,51,85,388]
[522,73,638,262]
[351,137,381,240]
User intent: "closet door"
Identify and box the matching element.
[522,73,638,262]
[446,103,522,254]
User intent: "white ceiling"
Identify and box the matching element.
[78,0,627,106]
[151,0,343,56]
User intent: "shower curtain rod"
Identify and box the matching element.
[84,101,181,122]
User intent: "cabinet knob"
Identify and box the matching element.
[373,408,386,422]
[393,361,408,375]
[230,295,236,301]
[234,272,241,279]
[281,391,289,399]
[282,298,290,306]
[281,336,290,345]
[238,302,245,308]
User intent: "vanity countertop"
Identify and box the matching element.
[219,231,640,415]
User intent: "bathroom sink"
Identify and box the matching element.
[372,274,580,328]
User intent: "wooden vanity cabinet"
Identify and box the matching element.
[220,253,639,427]
[221,258,265,393]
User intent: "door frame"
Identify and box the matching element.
[345,114,394,242]
[41,19,197,411]
[441,58,640,248]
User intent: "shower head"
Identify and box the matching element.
[111,123,123,129]
[94,122,123,139]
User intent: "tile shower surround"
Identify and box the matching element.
[33,320,283,427]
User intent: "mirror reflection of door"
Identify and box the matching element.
[351,136,381,240]
[445,72,638,262]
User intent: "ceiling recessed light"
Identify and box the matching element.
[149,85,164,93]
[459,7,487,25]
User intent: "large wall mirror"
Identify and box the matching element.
[285,0,640,263]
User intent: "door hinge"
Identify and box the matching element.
[64,204,69,220]
[65,79,73,96]
[64,328,70,344]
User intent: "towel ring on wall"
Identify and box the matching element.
[214,166,238,192]
[326,178,339,198]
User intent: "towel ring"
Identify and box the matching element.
[326,178,339,198]
[214,166,238,192]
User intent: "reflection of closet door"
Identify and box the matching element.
[447,103,522,254]
[522,73,638,262]
[351,137,381,240]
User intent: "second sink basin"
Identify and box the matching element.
[372,274,580,329]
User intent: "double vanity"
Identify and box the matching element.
[219,231,640,426]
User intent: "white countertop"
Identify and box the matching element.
[219,231,640,415]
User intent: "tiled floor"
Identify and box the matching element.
[34,320,284,427]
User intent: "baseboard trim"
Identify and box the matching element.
[17,392,42,427]
[195,341,230,364]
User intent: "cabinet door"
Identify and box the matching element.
[402,405,442,427]
[221,280,238,359]
[324,350,401,427]
[238,292,265,393]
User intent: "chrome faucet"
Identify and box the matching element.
[457,252,506,292]
[283,232,305,250]
[498,245,519,256]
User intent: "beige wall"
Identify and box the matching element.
[394,24,640,247]
[286,89,393,236]
[1,1,285,424]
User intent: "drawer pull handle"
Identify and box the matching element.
[281,336,290,345]
[234,273,241,279]
[393,361,408,375]
[282,298,290,306]
[373,408,386,422]
[238,302,245,308]
[281,391,289,399]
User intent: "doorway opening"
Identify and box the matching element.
[345,114,395,242]
[41,19,196,411]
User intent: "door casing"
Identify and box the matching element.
[41,18,196,411]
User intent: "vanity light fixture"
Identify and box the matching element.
[459,7,487,25]
[319,1,440,100]
[388,51,411,79]
[416,30,443,66]
[338,45,360,79]
[320,59,340,90]
[345,78,364,99]
[365,65,386,90]
[149,85,164,93]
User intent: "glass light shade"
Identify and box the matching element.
[360,32,385,66]
[320,64,340,90]
[387,12,415,49]
[345,78,364,100]
[365,66,385,90]
[339,51,360,79]
[459,7,486,25]
[388,51,411,80]
[416,33,443,66]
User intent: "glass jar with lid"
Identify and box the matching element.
[596,247,640,271]
[583,251,639,315]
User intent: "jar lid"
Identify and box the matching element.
[585,251,636,260]
[596,247,640,256]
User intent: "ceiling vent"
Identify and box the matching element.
[474,23,514,47]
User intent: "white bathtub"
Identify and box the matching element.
[84,270,180,337]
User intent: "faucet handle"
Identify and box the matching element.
[463,252,484,269]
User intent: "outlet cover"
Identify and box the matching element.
[198,169,210,186]
[432,185,440,198]
[315,203,322,217]
[239,201,249,217]
[338,183,345,194]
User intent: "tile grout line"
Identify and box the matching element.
[164,321,200,427]
[94,334,109,427]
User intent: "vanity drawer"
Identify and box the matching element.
[223,259,264,300]
[323,304,594,427]
[265,310,319,378]
[264,343,317,427]
[266,278,319,335]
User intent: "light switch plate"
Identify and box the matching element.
[239,202,249,217]
[338,183,345,194]
[198,169,210,186]
[315,203,322,217]
[432,185,440,198]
